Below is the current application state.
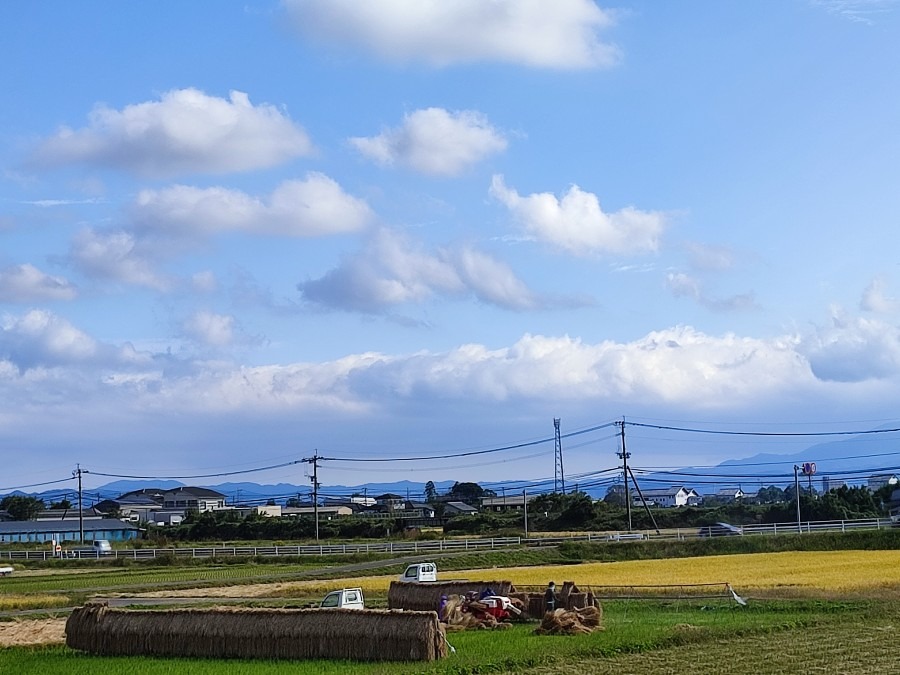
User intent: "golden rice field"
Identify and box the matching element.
[262,550,900,599]
[0,594,71,611]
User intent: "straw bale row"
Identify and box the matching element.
[388,580,513,612]
[65,603,447,662]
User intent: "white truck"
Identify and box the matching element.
[320,587,365,609]
[399,561,437,583]
[0,566,14,576]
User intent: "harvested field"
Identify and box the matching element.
[0,618,67,646]
[66,603,447,662]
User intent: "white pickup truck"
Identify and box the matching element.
[399,562,438,583]
[0,566,14,577]
[320,587,365,609]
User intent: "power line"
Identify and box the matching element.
[626,421,900,437]
[84,459,305,481]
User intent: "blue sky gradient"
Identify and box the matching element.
[2,1,900,493]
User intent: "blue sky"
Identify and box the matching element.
[2,0,900,494]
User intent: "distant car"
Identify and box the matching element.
[0,566,14,576]
[698,522,743,537]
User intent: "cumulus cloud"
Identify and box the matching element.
[665,272,757,313]
[0,264,77,302]
[350,108,507,176]
[68,228,172,291]
[182,311,236,347]
[282,0,620,69]
[132,174,373,238]
[298,228,545,313]
[800,309,900,382]
[490,175,665,256]
[860,277,900,314]
[0,309,98,370]
[5,310,900,448]
[31,89,312,178]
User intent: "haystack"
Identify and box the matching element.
[65,603,447,661]
[388,580,513,612]
[440,595,516,631]
[534,606,603,636]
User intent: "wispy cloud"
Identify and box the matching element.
[811,0,899,24]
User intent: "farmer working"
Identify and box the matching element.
[544,581,557,612]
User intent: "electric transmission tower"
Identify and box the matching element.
[554,418,566,493]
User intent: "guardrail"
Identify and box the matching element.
[0,517,894,561]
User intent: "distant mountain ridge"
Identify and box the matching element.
[6,431,899,503]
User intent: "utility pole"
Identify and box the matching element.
[553,418,566,494]
[794,464,801,534]
[73,465,84,544]
[523,489,529,538]
[616,420,632,531]
[308,453,320,541]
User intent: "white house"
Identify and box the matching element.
[635,486,698,508]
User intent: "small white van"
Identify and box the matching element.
[399,562,437,583]
[320,588,365,609]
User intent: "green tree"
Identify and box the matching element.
[49,498,73,510]
[0,495,45,520]
[424,481,438,503]
[446,482,494,505]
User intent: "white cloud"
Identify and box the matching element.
[811,0,900,25]
[132,174,373,238]
[0,264,77,302]
[800,308,900,382]
[860,277,899,313]
[69,228,172,291]
[282,0,620,69]
[0,309,98,369]
[5,311,900,444]
[350,108,508,176]
[298,228,545,313]
[182,311,236,347]
[490,175,666,256]
[32,89,312,178]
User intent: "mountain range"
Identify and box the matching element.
[6,432,899,504]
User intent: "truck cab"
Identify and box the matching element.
[320,587,365,610]
[399,562,437,583]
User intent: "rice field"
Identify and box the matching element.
[266,550,900,598]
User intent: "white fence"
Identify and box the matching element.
[0,517,894,561]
